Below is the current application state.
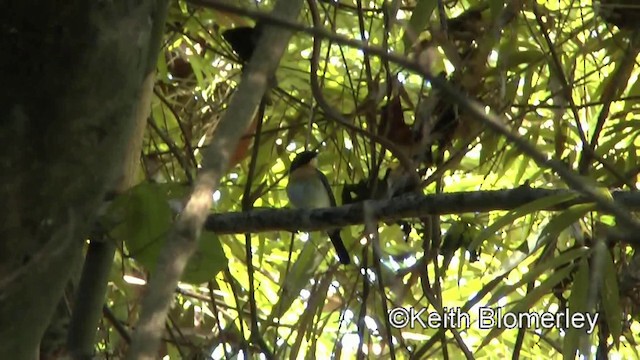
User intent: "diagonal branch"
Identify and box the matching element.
[125,0,304,358]
[579,31,640,173]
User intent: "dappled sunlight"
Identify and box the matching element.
[76,0,640,358]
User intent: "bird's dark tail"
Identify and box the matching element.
[328,230,350,265]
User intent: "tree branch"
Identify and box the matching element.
[204,188,640,237]
[125,0,304,358]
[192,0,640,235]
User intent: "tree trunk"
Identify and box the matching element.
[0,1,168,358]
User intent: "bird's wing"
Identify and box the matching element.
[315,168,337,207]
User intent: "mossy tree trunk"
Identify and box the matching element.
[0,1,168,358]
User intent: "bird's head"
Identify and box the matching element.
[290,151,319,173]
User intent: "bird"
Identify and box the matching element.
[221,25,262,64]
[286,151,350,265]
[221,24,277,101]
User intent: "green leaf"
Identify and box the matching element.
[479,262,577,349]
[402,0,437,51]
[489,0,505,19]
[181,231,227,284]
[562,260,590,359]
[487,247,589,306]
[599,243,622,347]
[469,192,578,252]
[110,182,225,283]
[267,234,324,322]
[156,49,169,83]
[111,183,173,270]
[533,204,595,252]
[499,50,544,69]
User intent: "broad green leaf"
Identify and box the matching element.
[111,183,173,269]
[562,260,590,359]
[469,192,579,252]
[479,263,576,349]
[534,204,595,252]
[289,274,334,358]
[267,234,324,323]
[513,156,530,185]
[489,0,504,20]
[110,182,225,283]
[181,231,227,284]
[599,243,622,347]
[499,50,544,69]
[156,49,169,83]
[187,51,205,87]
[402,0,437,51]
[487,246,589,306]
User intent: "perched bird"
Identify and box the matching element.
[220,24,271,168]
[221,24,277,100]
[287,151,350,265]
[221,25,262,64]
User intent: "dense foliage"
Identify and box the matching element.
[98,0,640,358]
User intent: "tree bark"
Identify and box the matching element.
[0,0,168,358]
